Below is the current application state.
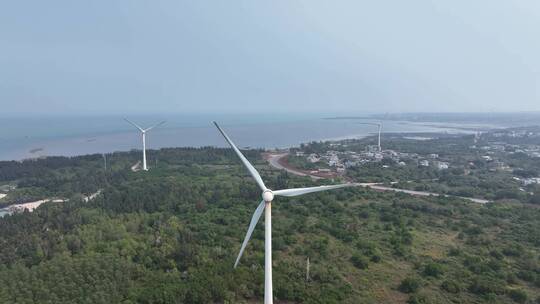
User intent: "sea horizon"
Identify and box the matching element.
[0,113,505,161]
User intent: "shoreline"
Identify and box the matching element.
[4,129,479,163]
[0,119,496,162]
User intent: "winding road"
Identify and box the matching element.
[266,153,322,179]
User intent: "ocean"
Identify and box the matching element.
[0,114,489,161]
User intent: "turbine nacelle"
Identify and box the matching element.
[262,189,274,202]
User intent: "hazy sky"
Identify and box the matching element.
[1,1,539,115]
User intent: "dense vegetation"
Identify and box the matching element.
[0,145,539,303]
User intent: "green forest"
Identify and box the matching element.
[0,145,539,303]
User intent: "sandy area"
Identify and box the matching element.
[8,199,65,212]
[83,190,102,202]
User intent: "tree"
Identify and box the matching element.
[399,277,420,293]
[350,254,369,269]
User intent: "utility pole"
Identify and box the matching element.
[306,257,310,282]
[103,153,107,170]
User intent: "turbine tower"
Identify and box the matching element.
[214,122,353,304]
[124,118,165,171]
[357,122,383,151]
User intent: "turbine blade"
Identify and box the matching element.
[274,183,354,197]
[357,122,379,127]
[234,200,265,268]
[213,121,267,191]
[124,118,144,132]
[144,121,166,132]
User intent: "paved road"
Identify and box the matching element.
[364,184,489,204]
[266,153,490,204]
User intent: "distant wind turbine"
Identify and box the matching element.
[214,122,353,304]
[124,118,165,171]
[357,122,383,151]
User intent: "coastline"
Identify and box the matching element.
[0,118,495,161]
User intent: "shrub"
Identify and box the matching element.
[399,277,420,293]
[530,192,540,205]
[468,277,505,295]
[502,245,523,257]
[407,294,428,304]
[448,247,462,256]
[506,273,518,284]
[423,262,444,278]
[370,253,382,263]
[517,270,536,282]
[350,254,369,269]
[490,250,503,260]
[507,288,528,303]
[441,280,460,293]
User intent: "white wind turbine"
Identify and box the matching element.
[124,118,165,171]
[214,122,354,304]
[357,122,383,151]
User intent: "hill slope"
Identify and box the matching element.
[0,147,539,303]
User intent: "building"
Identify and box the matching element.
[419,160,429,167]
[307,154,320,163]
[522,177,540,186]
[328,154,340,166]
[366,145,380,153]
[345,160,359,168]
[433,161,449,170]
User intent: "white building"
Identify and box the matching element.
[345,160,359,168]
[434,161,449,170]
[307,154,320,163]
[522,178,540,186]
[328,155,339,165]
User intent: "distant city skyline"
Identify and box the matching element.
[1,1,539,115]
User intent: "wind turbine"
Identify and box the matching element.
[124,118,165,171]
[357,122,383,151]
[214,122,353,304]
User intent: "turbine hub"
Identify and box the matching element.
[262,189,274,202]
